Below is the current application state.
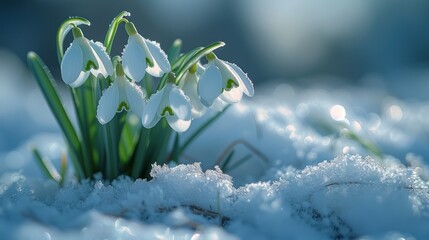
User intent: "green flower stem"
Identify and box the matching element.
[56,17,90,63]
[131,128,151,179]
[119,115,142,165]
[94,77,107,172]
[102,124,112,179]
[175,41,225,84]
[171,47,203,71]
[27,52,85,180]
[169,132,180,164]
[70,89,91,178]
[133,126,176,174]
[72,27,84,38]
[104,11,130,54]
[103,120,120,180]
[66,141,84,180]
[158,43,216,91]
[155,126,173,165]
[158,46,204,91]
[142,74,154,96]
[138,121,172,179]
[99,79,121,180]
[71,77,102,177]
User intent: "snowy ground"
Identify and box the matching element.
[2,53,429,239]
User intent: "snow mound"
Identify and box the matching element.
[1,155,428,239]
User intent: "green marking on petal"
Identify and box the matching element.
[117,101,129,112]
[167,72,176,84]
[85,60,98,71]
[161,106,174,116]
[226,79,239,90]
[146,57,154,68]
[107,77,113,85]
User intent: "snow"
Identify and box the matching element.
[1,156,428,239]
[2,52,429,239]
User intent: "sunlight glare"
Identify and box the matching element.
[330,105,346,121]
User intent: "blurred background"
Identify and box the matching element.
[1,0,429,152]
[2,0,429,85]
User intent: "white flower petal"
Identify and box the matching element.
[225,62,254,97]
[180,72,206,118]
[169,86,192,120]
[166,115,191,132]
[197,64,223,107]
[157,84,172,116]
[142,89,164,128]
[220,86,244,103]
[145,39,171,77]
[78,38,100,72]
[125,80,146,117]
[122,36,147,82]
[214,59,241,91]
[190,104,207,118]
[69,71,90,88]
[61,40,84,85]
[211,98,228,112]
[89,41,114,77]
[196,62,206,75]
[97,81,120,124]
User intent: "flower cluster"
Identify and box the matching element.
[61,20,254,132]
[28,12,256,182]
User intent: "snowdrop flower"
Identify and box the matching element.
[198,53,254,107]
[97,62,146,124]
[122,22,171,82]
[178,64,207,118]
[142,75,192,132]
[61,27,113,88]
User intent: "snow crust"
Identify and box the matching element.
[1,155,429,239]
[2,53,429,239]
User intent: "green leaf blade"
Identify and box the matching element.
[27,51,85,178]
[119,115,142,165]
[167,39,182,63]
[32,148,61,182]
